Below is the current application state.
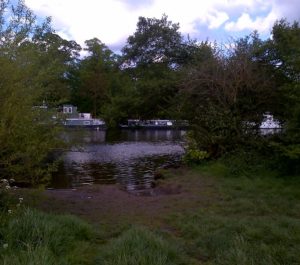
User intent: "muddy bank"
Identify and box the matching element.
[31,168,218,226]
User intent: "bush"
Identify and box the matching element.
[183,132,210,164]
[184,149,209,164]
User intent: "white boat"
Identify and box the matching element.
[259,114,282,135]
[62,105,106,129]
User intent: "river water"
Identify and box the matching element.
[50,129,186,191]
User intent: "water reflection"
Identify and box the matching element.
[51,129,186,190]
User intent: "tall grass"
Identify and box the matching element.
[96,227,186,265]
[0,208,94,265]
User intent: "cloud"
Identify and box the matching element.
[25,0,140,49]
[224,12,277,32]
[272,0,300,21]
[224,0,300,34]
[116,0,154,10]
[24,0,300,52]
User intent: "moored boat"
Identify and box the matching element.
[119,119,189,129]
[62,105,106,129]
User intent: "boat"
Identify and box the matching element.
[62,105,106,129]
[119,119,189,129]
[259,114,282,135]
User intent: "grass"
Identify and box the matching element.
[168,162,300,264]
[1,157,300,264]
[0,207,187,265]
[0,208,95,265]
[96,226,186,265]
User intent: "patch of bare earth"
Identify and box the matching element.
[34,167,218,227]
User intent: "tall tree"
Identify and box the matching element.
[0,0,64,184]
[72,38,117,116]
[31,32,81,106]
[122,14,184,67]
[121,15,190,118]
[264,20,300,173]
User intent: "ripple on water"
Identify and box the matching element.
[51,130,186,190]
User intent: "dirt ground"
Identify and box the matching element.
[25,168,218,229]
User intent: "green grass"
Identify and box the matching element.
[96,227,186,265]
[0,207,187,265]
[0,208,95,265]
[169,162,300,265]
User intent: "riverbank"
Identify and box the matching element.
[22,167,218,230]
[2,163,300,264]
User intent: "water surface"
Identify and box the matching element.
[51,129,186,191]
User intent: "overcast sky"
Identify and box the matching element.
[24,0,299,52]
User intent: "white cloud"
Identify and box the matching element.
[224,0,300,34]
[207,11,230,29]
[24,0,300,51]
[25,0,140,48]
[224,12,277,32]
[139,0,230,34]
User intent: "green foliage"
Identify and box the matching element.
[177,22,299,176]
[178,35,276,158]
[268,140,300,175]
[120,14,191,119]
[96,227,186,265]
[122,14,183,67]
[0,0,66,185]
[31,32,81,106]
[0,56,61,184]
[183,132,209,164]
[99,68,140,127]
[71,38,119,117]
[184,149,209,164]
[261,20,300,174]
[0,179,23,217]
[218,148,274,178]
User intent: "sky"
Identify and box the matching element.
[24,0,300,53]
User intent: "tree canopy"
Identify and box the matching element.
[122,14,184,67]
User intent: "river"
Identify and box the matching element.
[50,129,186,191]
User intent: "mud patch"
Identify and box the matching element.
[21,168,218,227]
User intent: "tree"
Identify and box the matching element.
[100,72,140,127]
[0,0,63,185]
[179,35,276,157]
[122,14,184,67]
[31,32,81,106]
[263,20,300,173]
[72,38,118,116]
[121,15,191,119]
